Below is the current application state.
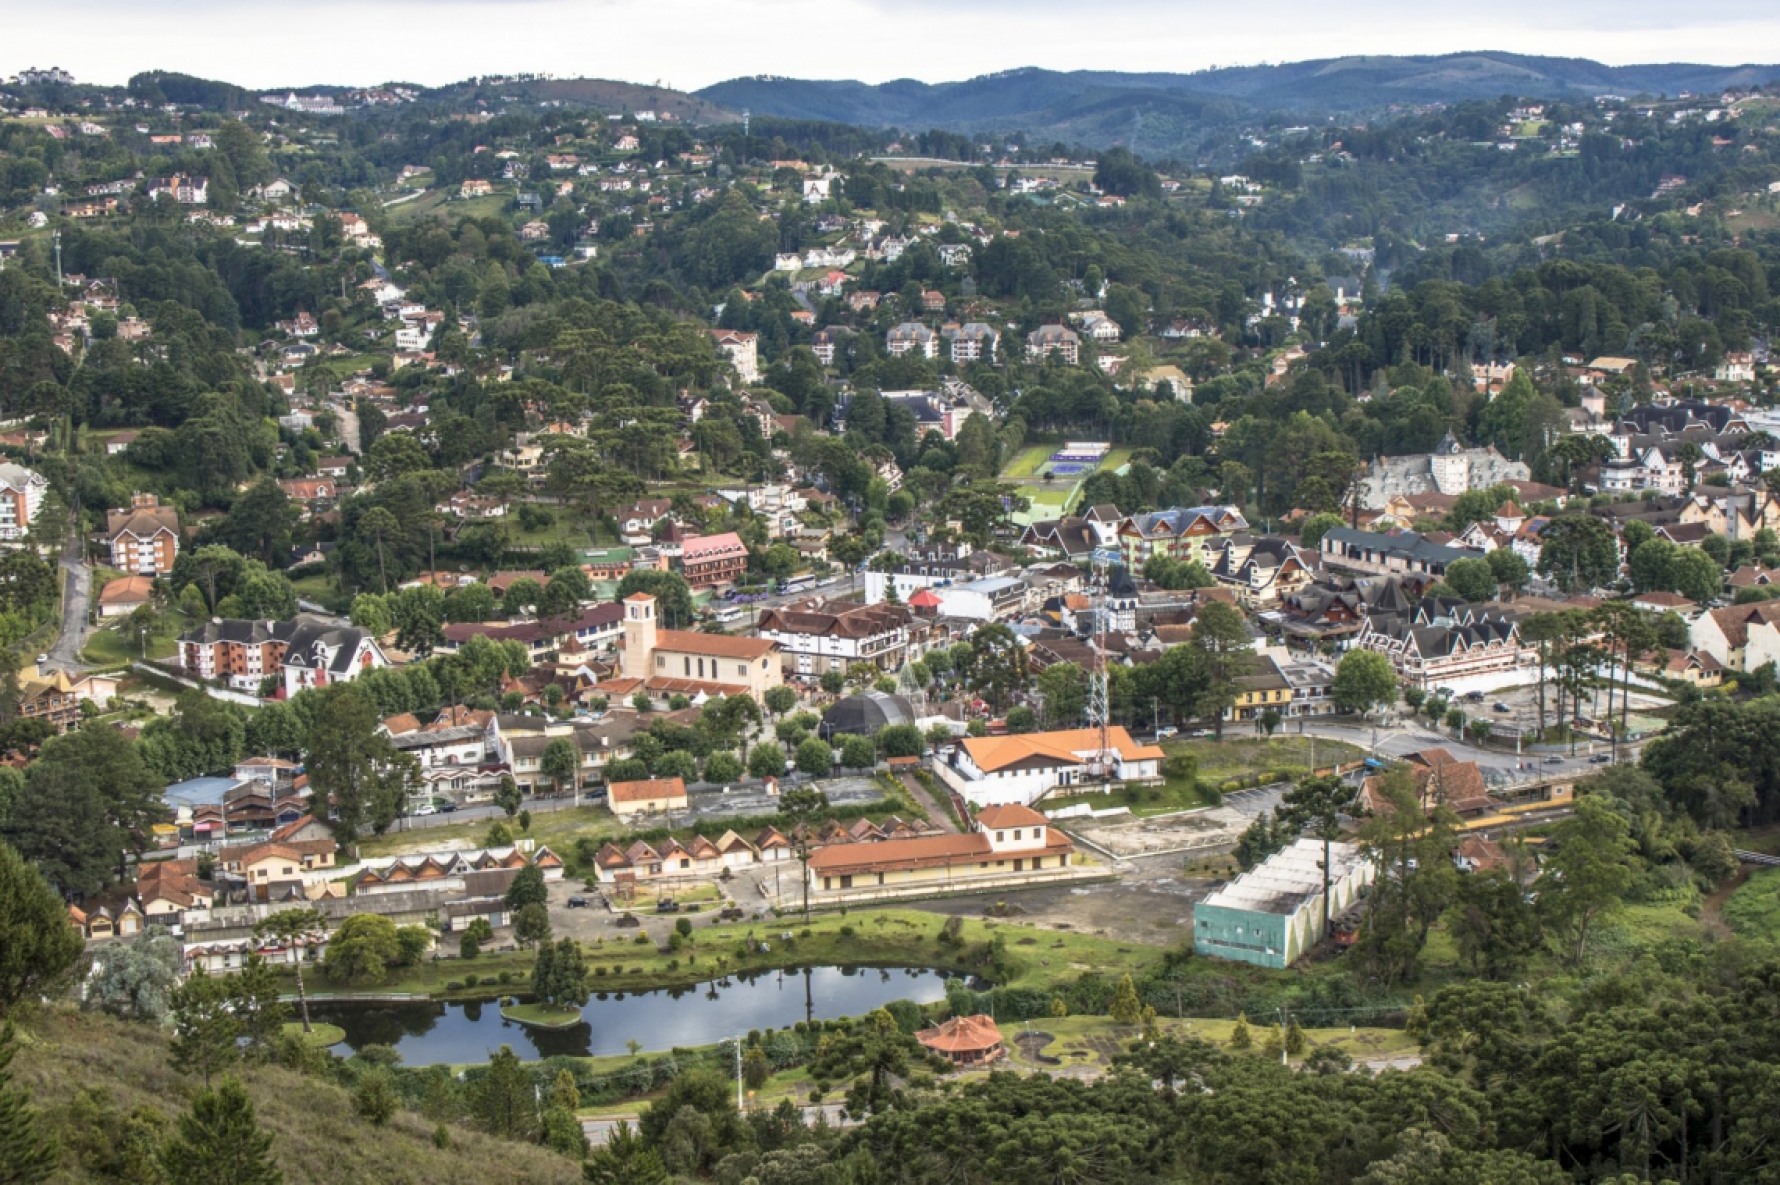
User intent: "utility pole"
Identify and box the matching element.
[52,229,63,288]
[734,1034,744,1114]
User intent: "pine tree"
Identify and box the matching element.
[467,1046,537,1141]
[1230,1012,1251,1050]
[1108,974,1142,1025]
[584,1120,668,1185]
[156,1078,281,1185]
[169,969,241,1086]
[0,840,85,1012]
[1285,1017,1306,1057]
[0,1022,56,1184]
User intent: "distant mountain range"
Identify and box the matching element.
[695,54,1780,153]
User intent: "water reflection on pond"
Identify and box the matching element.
[311,965,953,1064]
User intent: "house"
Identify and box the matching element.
[1025,324,1081,364]
[0,461,49,541]
[460,179,494,198]
[807,802,1076,897]
[18,668,84,732]
[107,493,180,575]
[943,728,1165,807]
[886,322,938,359]
[613,592,783,704]
[1117,506,1251,570]
[1229,655,1294,723]
[915,1015,1005,1066]
[98,574,156,618]
[757,599,914,676]
[678,531,749,589]
[608,777,689,819]
[941,322,999,364]
[136,859,212,920]
[1363,748,1495,817]
[1193,838,1374,968]
[178,618,387,694]
[711,330,760,385]
[1692,600,1780,672]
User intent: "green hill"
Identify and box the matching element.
[8,1007,581,1185]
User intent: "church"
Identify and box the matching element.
[598,593,784,705]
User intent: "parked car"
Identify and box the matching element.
[655,899,680,914]
[413,804,437,817]
[438,802,457,813]
[1461,691,1485,703]
[566,896,589,908]
[1493,702,1512,713]
[1154,726,1179,741]
[1545,755,1564,764]
[1589,754,1614,764]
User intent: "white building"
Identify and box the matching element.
[941,727,1165,807]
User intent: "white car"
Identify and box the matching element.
[412,804,438,817]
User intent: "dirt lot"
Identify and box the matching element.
[1066,786,1281,860]
[909,860,1218,947]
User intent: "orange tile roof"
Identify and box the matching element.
[974,803,1049,829]
[608,777,687,804]
[959,726,1164,774]
[916,1014,1003,1055]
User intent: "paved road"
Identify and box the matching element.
[329,399,361,454]
[1285,720,1636,788]
[44,535,92,673]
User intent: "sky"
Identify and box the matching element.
[4,0,1777,92]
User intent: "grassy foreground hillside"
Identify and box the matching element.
[8,1007,581,1185]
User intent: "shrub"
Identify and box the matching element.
[594,966,607,977]
[839,925,856,938]
[445,980,463,991]
[497,971,512,985]
[480,976,498,987]
[634,933,650,945]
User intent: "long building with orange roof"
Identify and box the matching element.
[943,726,1165,807]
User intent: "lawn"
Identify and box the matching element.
[1724,868,1780,939]
[501,1001,584,1028]
[1041,767,1216,817]
[81,607,190,667]
[1001,445,1055,479]
[273,907,1165,1004]
[283,1021,346,1048]
[1169,735,1365,789]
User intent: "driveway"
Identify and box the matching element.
[44,536,91,672]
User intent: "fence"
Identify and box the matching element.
[132,661,266,707]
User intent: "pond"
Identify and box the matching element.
[310,965,955,1064]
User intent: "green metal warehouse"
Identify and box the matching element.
[1193,838,1374,969]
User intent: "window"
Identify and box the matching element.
[996,831,1004,842]
[1013,829,1022,841]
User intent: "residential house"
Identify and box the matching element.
[106,493,179,574]
[178,618,387,695]
[98,574,156,618]
[712,329,760,384]
[0,461,48,542]
[886,322,938,359]
[1025,324,1081,364]
[1117,506,1251,570]
[608,777,689,819]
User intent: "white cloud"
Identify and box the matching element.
[3,0,1775,91]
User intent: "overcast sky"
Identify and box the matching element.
[5,0,1776,91]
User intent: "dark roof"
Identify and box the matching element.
[820,691,915,739]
